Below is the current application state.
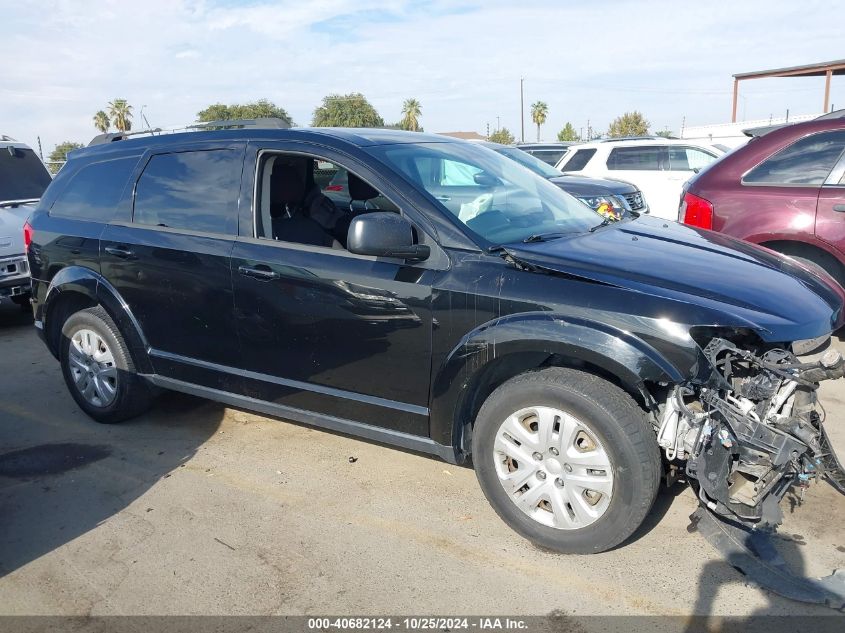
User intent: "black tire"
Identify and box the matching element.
[59,306,154,424]
[472,367,661,554]
[771,244,845,289]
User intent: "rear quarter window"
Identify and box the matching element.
[49,156,140,222]
[743,130,845,185]
[559,148,596,172]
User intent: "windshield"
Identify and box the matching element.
[0,146,51,203]
[370,142,599,245]
[494,146,563,179]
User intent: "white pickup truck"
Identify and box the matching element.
[0,137,52,308]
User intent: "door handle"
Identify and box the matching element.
[104,246,134,259]
[238,265,280,280]
[833,204,845,212]
[435,195,451,202]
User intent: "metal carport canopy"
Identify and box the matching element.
[731,59,845,122]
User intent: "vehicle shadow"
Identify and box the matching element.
[0,303,224,576]
[684,516,839,631]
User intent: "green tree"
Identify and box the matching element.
[93,110,110,133]
[655,129,674,138]
[530,101,548,142]
[400,98,422,132]
[107,99,133,132]
[556,122,579,142]
[607,111,650,138]
[312,93,384,127]
[196,99,293,124]
[47,141,84,174]
[488,127,515,144]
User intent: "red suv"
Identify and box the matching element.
[680,115,845,286]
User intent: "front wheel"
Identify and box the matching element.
[472,367,661,554]
[60,306,154,424]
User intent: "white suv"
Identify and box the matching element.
[555,138,724,220]
[0,136,52,308]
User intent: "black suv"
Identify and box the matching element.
[26,124,845,554]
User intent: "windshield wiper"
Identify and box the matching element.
[589,217,614,232]
[523,232,565,243]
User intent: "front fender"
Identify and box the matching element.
[429,312,690,449]
[41,265,152,372]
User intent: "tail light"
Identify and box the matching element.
[23,220,33,254]
[679,192,713,230]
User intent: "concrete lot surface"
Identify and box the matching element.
[1,302,844,617]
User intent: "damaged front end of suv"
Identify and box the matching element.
[657,332,845,530]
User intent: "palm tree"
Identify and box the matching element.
[93,110,110,133]
[531,101,548,142]
[400,98,422,132]
[108,99,133,132]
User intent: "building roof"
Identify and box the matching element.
[437,131,487,141]
[734,59,845,80]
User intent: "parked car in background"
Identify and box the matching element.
[484,142,647,217]
[515,142,575,166]
[555,138,724,219]
[26,125,845,556]
[681,115,845,287]
[0,136,51,308]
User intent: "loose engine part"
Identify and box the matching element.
[657,337,845,528]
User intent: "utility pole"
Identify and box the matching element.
[520,77,525,143]
[486,122,490,140]
[497,116,501,132]
[36,136,43,160]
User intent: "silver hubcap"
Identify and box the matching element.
[493,406,614,530]
[68,329,118,408]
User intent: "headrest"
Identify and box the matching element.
[347,171,379,201]
[271,163,306,205]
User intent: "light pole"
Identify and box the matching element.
[140,105,152,131]
[520,77,525,143]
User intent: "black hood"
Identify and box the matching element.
[504,215,845,343]
[548,175,638,197]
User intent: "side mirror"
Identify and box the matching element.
[347,212,430,262]
[473,171,501,187]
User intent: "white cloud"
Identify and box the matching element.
[0,0,842,152]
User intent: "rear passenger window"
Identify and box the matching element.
[607,147,663,171]
[743,131,845,185]
[133,150,241,234]
[50,156,139,222]
[560,148,596,172]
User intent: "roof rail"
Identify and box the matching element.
[598,136,661,142]
[87,117,292,146]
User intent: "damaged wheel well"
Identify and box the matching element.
[456,351,655,455]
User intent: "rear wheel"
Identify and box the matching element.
[60,306,154,423]
[770,243,845,289]
[472,367,660,554]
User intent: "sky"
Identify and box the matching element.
[2,0,843,154]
